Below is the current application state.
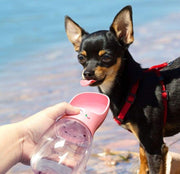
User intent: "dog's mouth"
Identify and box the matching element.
[80,77,105,87]
[80,79,96,86]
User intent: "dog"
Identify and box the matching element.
[65,5,180,174]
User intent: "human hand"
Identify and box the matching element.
[18,102,80,165]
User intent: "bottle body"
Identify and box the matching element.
[31,118,93,174]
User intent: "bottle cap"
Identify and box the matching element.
[63,92,110,135]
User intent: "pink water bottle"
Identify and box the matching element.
[31,92,110,174]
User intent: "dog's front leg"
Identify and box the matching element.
[145,144,168,174]
[139,144,149,174]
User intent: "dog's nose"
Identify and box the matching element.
[83,70,95,79]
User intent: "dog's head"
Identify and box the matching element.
[65,6,134,94]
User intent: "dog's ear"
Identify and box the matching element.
[65,16,88,52]
[110,6,134,47]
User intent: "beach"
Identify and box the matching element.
[1,1,180,173]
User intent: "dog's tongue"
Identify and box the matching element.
[80,79,96,87]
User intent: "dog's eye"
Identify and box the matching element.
[101,55,112,63]
[78,55,86,64]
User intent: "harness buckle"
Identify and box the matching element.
[162,90,169,100]
[114,117,123,124]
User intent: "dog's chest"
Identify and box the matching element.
[99,80,114,94]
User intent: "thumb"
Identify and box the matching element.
[45,102,80,121]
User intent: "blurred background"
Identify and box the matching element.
[1,0,180,173]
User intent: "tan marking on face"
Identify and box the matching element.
[95,58,121,94]
[98,50,106,57]
[80,50,87,56]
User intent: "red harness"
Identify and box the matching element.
[114,62,168,126]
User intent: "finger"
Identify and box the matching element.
[45,102,80,120]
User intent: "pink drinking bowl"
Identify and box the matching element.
[65,92,110,135]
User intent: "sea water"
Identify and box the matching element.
[1,0,180,66]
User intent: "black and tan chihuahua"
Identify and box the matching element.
[65,5,180,174]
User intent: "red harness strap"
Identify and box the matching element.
[114,62,168,126]
[114,80,139,125]
[146,62,168,124]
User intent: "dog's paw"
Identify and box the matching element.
[137,169,149,174]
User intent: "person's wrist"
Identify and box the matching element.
[13,122,25,164]
[0,122,24,173]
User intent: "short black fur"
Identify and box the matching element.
[65,5,180,174]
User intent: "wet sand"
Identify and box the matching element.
[2,13,180,174]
